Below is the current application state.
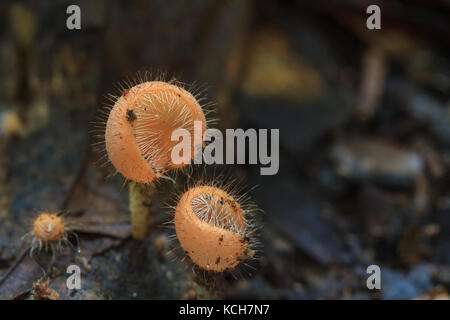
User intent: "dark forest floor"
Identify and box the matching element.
[0,0,449,299]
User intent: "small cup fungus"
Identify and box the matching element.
[174,184,258,272]
[27,212,76,259]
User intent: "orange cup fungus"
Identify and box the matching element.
[104,81,207,183]
[29,213,72,254]
[175,185,257,272]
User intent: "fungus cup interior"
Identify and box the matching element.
[175,186,249,272]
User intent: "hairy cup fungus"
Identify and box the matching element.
[94,75,210,240]
[174,184,259,272]
[26,212,76,259]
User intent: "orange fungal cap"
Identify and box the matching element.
[175,185,253,272]
[105,81,207,183]
[33,213,65,242]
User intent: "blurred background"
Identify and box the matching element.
[0,0,450,299]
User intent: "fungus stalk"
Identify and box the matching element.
[129,181,156,240]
